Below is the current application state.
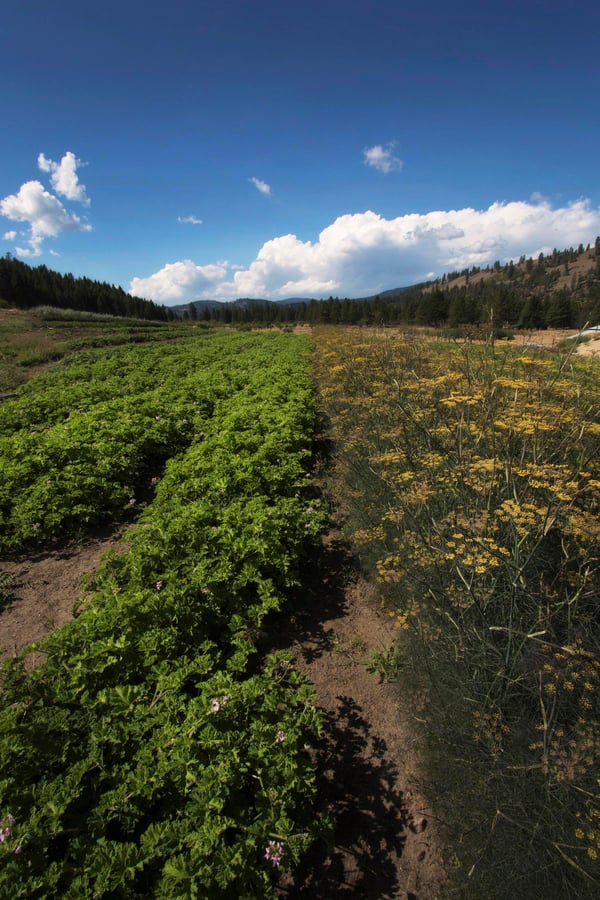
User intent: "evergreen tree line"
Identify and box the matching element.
[2,241,600,330]
[0,255,172,321]
[188,240,600,328]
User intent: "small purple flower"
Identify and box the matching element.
[265,840,285,867]
[155,581,163,591]
[128,498,136,506]
[211,695,229,713]
[275,730,285,743]
[14,846,21,855]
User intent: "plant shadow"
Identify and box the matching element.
[282,694,410,899]
[268,536,411,898]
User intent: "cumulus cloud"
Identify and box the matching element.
[1,180,92,257]
[129,198,600,304]
[177,215,203,225]
[363,142,403,174]
[130,260,228,302]
[38,151,89,205]
[249,176,271,195]
[1,152,92,257]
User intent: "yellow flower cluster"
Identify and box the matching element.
[575,786,600,863]
[312,325,600,873]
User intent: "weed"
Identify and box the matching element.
[367,644,403,682]
[0,572,15,610]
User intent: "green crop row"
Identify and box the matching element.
[0,332,326,897]
[0,334,298,551]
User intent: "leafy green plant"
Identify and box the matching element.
[367,644,403,682]
[0,571,15,610]
[0,331,327,897]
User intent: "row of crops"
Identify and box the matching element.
[0,332,326,897]
[313,327,600,898]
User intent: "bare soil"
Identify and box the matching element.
[517,327,600,357]
[0,527,127,667]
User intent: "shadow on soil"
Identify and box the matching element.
[269,536,411,899]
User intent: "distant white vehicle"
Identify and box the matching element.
[565,325,600,339]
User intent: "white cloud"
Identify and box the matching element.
[177,215,203,225]
[38,151,89,205]
[1,179,92,257]
[249,176,271,195]
[2,231,17,241]
[363,142,403,174]
[530,191,549,204]
[130,259,228,301]
[129,198,600,304]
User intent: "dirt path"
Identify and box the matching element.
[273,534,448,899]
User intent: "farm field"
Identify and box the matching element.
[312,325,600,898]
[0,326,327,897]
[1,315,599,897]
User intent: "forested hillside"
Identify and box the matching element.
[184,239,600,328]
[0,256,171,321]
[3,240,600,329]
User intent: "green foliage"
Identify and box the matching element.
[0,572,14,611]
[366,644,403,682]
[0,255,169,320]
[0,331,326,897]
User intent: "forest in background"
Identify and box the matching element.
[2,239,600,329]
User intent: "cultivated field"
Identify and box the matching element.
[1,314,599,897]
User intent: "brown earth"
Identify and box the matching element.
[0,527,127,667]
[516,326,600,357]
[272,534,449,899]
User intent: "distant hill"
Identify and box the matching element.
[3,239,599,330]
[0,255,171,321]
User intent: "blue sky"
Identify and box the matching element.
[2,0,599,304]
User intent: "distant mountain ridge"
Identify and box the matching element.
[2,239,599,330]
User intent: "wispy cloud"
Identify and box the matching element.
[38,151,90,205]
[249,176,271,196]
[363,142,403,174]
[177,215,203,225]
[130,198,600,304]
[2,231,17,241]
